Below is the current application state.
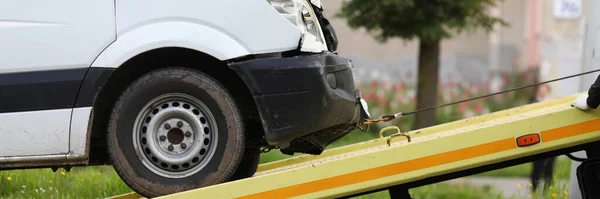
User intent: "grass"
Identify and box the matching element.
[0,166,131,199]
[527,182,572,199]
[0,131,577,198]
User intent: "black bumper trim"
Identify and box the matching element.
[75,67,115,108]
[0,67,116,114]
[229,52,366,154]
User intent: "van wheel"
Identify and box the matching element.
[230,147,261,180]
[107,67,245,198]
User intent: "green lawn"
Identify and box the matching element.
[0,166,131,199]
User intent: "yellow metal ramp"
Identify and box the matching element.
[112,93,600,199]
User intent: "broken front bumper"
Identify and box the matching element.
[229,52,369,155]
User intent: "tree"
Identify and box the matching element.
[337,0,509,130]
[336,0,509,198]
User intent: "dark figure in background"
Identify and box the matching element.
[530,84,556,192]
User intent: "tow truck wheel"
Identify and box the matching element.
[107,67,245,198]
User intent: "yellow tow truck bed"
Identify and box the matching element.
[111,93,600,199]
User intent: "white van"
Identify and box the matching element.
[0,0,370,197]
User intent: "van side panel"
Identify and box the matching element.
[92,0,302,67]
[0,1,116,157]
[0,1,116,74]
[70,107,93,158]
[0,110,72,157]
[116,0,301,53]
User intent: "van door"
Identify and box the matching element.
[0,1,116,157]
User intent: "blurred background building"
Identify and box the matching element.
[322,0,587,99]
[322,1,593,197]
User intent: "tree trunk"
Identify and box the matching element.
[413,40,440,129]
[387,40,439,199]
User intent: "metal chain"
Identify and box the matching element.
[260,145,280,153]
[362,68,600,126]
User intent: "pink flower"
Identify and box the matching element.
[458,103,468,112]
[369,93,378,102]
[464,89,472,97]
[475,103,484,113]
[447,82,456,88]
[382,78,392,90]
[377,98,385,105]
[502,74,510,84]
[370,80,380,89]
[392,82,406,91]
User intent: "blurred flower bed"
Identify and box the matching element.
[357,69,537,134]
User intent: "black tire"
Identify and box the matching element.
[107,67,245,198]
[230,147,261,180]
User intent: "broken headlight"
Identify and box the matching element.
[267,0,328,52]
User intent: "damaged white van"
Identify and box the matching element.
[0,0,370,197]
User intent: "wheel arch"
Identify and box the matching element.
[85,47,265,165]
[91,21,253,68]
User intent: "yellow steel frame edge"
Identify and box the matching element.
[106,193,144,199]
[120,92,600,199]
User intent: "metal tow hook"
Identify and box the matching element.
[379,126,411,147]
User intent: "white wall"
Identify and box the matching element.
[539,0,587,99]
